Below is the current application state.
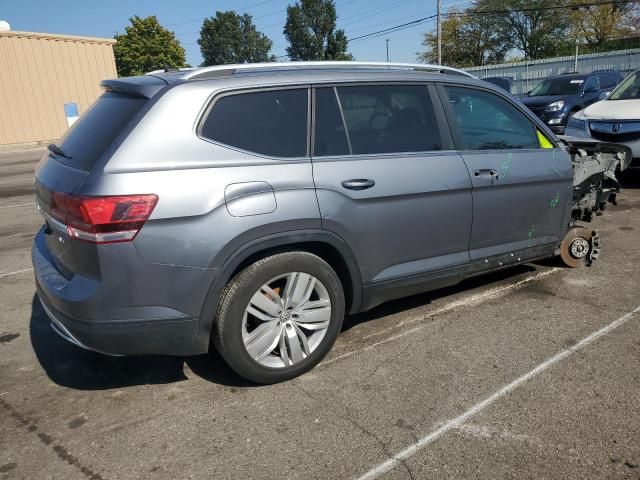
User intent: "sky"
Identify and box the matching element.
[0,0,468,67]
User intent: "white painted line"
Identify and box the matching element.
[321,326,424,367]
[355,304,640,480]
[362,268,561,341]
[0,202,34,210]
[0,268,33,279]
[0,233,27,241]
[0,178,33,186]
[321,268,560,367]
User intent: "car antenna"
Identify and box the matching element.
[163,62,179,73]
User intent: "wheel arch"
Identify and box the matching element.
[194,229,363,353]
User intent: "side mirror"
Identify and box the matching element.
[598,91,610,100]
[583,85,598,94]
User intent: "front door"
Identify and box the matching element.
[438,84,573,265]
[311,83,473,287]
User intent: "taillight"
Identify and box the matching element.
[49,192,158,244]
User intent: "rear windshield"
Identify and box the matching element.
[54,92,147,171]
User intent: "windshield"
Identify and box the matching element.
[608,71,640,100]
[529,77,585,96]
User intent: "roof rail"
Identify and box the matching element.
[145,67,195,75]
[180,61,476,80]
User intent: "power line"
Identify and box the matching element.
[348,14,437,42]
[340,0,418,27]
[456,0,635,16]
[165,0,276,27]
[347,10,439,34]
[173,0,368,37]
[346,0,636,44]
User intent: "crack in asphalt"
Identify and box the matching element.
[0,397,106,480]
[294,383,417,480]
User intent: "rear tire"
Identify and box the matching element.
[213,251,345,384]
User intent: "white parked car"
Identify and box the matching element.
[565,69,640,166]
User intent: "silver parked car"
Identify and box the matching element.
[33,62,630,383]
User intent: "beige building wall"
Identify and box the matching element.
[0,30,117,146]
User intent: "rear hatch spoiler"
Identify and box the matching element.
[101,74,169,99]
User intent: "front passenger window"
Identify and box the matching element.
[443,86,539,150]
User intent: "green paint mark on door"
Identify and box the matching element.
[527,225,535,247]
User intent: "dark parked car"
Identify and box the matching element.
[520,71,623,134]
[483,76,514,94]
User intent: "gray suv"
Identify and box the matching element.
[33,62,628,384]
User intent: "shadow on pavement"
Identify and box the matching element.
[29,295,252,390]
[342,263,539,332]
[30,262,549,390]
[620,168,640,189]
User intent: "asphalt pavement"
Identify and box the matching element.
[0,149,639,480]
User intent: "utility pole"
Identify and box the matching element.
[386,39,390,62]
[437,0,442,65]
[574,40,579,72]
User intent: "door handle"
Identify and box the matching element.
[473,169,499,179]
[341,179,376,190]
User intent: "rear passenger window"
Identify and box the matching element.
[314,88,350,156]
[317,84,442,156]
[200,89,308,157]
[443,86,539,150]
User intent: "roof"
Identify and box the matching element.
[0,30,116,45]
[105,62,492,99]
[146,61,475,83]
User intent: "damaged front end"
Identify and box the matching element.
[556,137,632,267]
[561,137,632,222]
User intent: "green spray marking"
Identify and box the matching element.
[550,190,560,208]
[498,153,512,179]
[527,224,535,247]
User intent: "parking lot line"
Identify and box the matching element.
[0,267,33,279]
[321,268,560,368]
[355,304,640,480]
[0,202,34,210]
[361,267,561,341]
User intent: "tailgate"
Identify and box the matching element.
[35,155,99,279]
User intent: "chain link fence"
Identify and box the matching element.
[466,48,640,95]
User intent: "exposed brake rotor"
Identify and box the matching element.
[560,227,599,268]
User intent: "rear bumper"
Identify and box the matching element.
[36,284,200,356]
[32,228,207,356]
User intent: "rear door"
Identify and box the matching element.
[311,83,473,286]
[437,84,573,267]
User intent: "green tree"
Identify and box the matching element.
[284,0,353,61]
[481,0,571,60]
[114,16,187,77]
[198,11,275,66]
[569,0,637,46]
[419,10,509,67]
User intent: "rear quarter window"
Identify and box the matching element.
[56,92,147,171]
[200,88,309,158]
